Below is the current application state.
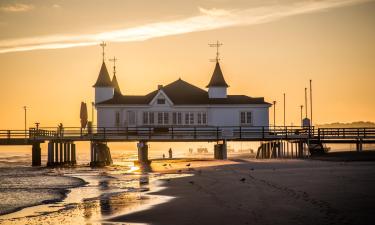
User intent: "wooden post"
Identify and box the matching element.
[67,142,71,164]
[137,141,149,163]
[47,141,54,166]
[54,141,59,163]
[63,142,67,163]
[32,142,41,166]
[59,142,63,164]
[71,143,76,165]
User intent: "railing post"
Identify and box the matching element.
[103,127,106,139]
[7,130,10,139]
[318,128,321,140]
[285,126,288,139]
[364,128,366,138]
[149,127,151,139]
[239,126,242,139]
[216,127,219,141]
[308,126,311,138]
[126,127,128,140]
[194,127,197,139]
[262,126,265,139]
[171,127,174,139]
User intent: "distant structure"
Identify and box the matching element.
[93,42,271,128]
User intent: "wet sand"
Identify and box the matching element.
[110,158,375,225]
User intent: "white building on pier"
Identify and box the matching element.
[93,59,271,128]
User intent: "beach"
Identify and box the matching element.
[0,153,374,225]
[112,157,375,225]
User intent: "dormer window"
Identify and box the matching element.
[157,98,165,104]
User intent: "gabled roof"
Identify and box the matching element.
[206,62,229,87]
[93,62,113,87]
[98,78,269,105]
[111,74,121,94]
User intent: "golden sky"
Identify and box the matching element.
[0,0,374,129]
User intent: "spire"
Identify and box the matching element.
[93,61,113,87]
[109,56,121,94]
[112,74,121,94]
[206,62,229,87]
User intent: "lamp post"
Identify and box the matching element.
[273,101,276,130]
[309,79,313,126]
[23,106,27,139]
[283,93,286,127]
[300,105,303,126]
[91,101,94,125]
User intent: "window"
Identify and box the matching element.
[202,113,207,124]
[240,112,246,124]
[185,113,189,124]
[157,98,165,104]
[158,112,163,124]
[115,112,120,126]
[172,112,182,125]
[149,112,154,124]
[189,113,194,124]
[143,112,148,125]
[240,112,252,125]
[164,112,169,124]
[246,112,252,124]
[128,111,136,125]
[172,112,177,125]
[177,112,182,124]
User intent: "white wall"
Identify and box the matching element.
[208,87,227,98]
[208,106,269,127]
[97,104,270,128]
[95,87,114,104]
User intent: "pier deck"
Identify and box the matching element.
[1,126,374,143]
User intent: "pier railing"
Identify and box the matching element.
[1,126,375,142]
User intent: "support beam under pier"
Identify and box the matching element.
[214,140,227,160]
[32,142,41,166]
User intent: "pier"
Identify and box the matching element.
[1,126,374,166]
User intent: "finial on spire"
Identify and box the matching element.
[100,41,107,62]
[109,56,118,76]
[209,40,223,62]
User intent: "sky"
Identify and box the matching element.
[0,0,375,130]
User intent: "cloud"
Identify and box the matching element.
[0,0,370,54]
[0,3,34,12]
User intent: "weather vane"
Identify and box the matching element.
[100,41,107,62]
[209,40,223,62]
[109,56,118,76]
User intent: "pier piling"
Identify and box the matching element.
[32,142,41,166]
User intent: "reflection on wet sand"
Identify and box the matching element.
[0,162,190,225]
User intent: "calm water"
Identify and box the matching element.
[0,148,191,225]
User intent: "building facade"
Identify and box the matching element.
[93,61,271,128]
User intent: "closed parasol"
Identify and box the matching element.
[80,102,88,129]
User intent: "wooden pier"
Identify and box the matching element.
[1,126,374,166]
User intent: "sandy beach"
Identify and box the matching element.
[0,153,374,225]
[110,157,375,225]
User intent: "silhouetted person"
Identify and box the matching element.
[163,154,165,159]
[58,123,64,137]
[168,148,173,159]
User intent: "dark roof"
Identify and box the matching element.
[98,78,269,105]
[206,62,229,87]
[93,62,113,87]
[111,74,121,94]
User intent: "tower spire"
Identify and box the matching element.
[109,56,121,95]
[209,40,223,62]
[100,41,107,62]
[109,56,118,76]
